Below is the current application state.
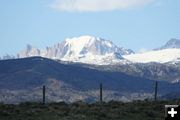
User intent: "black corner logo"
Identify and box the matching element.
[165,105,180,120]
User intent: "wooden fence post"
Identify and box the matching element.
[43,85,46,104]
[154,81,158,101]
[100,83,103,102]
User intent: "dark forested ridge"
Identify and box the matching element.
[0,57,179,103]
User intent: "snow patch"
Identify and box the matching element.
[124,48,180,63]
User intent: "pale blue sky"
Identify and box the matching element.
[0,0,179,55]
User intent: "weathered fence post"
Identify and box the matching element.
[100,83,103,102]
[43,85,46,104]
[154,81,158,101]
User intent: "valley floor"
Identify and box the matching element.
[0,100,179,120]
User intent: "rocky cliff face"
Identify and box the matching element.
[17,36,134,64]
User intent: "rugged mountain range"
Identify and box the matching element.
[2,36,180,64]
[17,36,134,64]
[14,36,180,83]
[0,36,180,103]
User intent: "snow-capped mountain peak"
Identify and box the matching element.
[62,35,125,58]
[156,38,180,50]
[58,35,134,63]
[1,37,180,65]
[124,38,180,64]
[64,35,99,56]
[17,35,134,64]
